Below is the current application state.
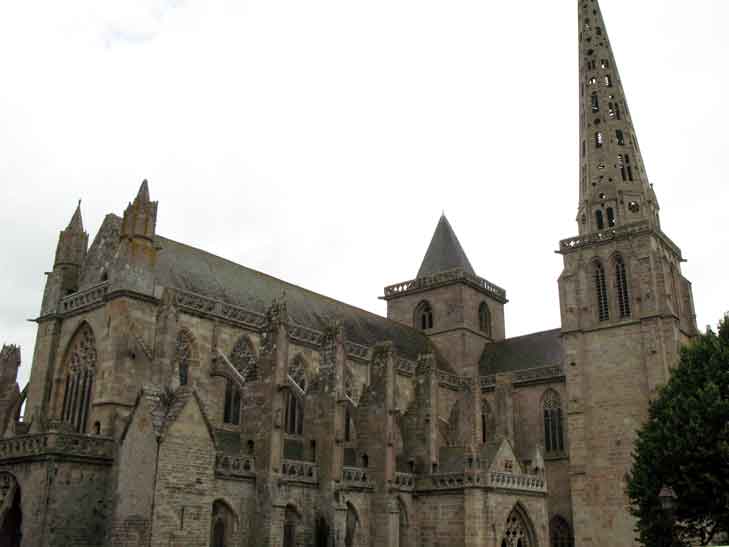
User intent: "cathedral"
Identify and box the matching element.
[0,0,698,546]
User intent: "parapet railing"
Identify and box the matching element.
[487,471,546,493]
[393,472,416,491]
[559,221,651,252]
[416,470,546,493]
[281,459,319,484]
[59,282,110,314]
[384,268,507,302]
[0,432,116,461]
[512,365,564,384]
[215,453,255,478]
[342,466,373,489]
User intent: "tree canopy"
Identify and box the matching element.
[627,317,729,546]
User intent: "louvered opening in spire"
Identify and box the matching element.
[417,215,476,278]
[577,0,660,235]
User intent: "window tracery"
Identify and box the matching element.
[61,324,96,433]
[594,261,609,321]
[615,255,631,318]
[501,507,534,547]
[543,390,565,453]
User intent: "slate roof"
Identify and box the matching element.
[82,215,442,364]
[417,215,476,278]
[479,329,563,374]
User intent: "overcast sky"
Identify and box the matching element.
[1,0,727,388]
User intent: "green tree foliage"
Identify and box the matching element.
[628,317,729,546]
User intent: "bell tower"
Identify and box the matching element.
[559,1,698,545]
[383,214,507,376]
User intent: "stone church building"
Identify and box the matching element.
[0,0,698,545]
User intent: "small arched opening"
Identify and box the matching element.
[414,301,434,331]
[345,502,360,547]
[210,499,237,547]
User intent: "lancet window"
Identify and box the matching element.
[615,255,631,318]
[284,390,304,436]
[223,381,241,425]
[479,302,492,336]
[594,261,610,321]
[415,301,434,330]
[175,330,194,386]
[543,390,565,453]
[61,324,97,433]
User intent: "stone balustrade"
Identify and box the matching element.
[281,459,319,484]
[215,453,255,478]
[342,466,372,488]
[424,471,484,491]
[345,341,369,360]
[396,358,417,377]
[393,472,415,491]
[384,268,507,302]
[559,220,651,252]
[513,365,564,384]
[289,324,324,346]
[0,432,115,461]
[487,472,546,493]
[59,282,109,314]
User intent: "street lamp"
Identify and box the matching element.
[659,485,677,514]
[659,485,678,547]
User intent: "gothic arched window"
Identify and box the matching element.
[501,506,535,547]
[479,302,492,336]
[289,356,308,393]
[543,390,565,454]
[175,330,195,386]
[61,324,97,433]
[593,261,609,321]
[223,381,241,425]
[615,255,631,318]
[284,390,304,436]
[550,516,573,547]
[481,400,494,444]
[415,301,434,330]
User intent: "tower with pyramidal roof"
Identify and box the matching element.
[558,0,698,545]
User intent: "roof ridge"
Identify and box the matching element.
[153,234,429,342]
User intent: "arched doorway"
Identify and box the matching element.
[315,515,330,547]
[210,499,237,547]
[0,475,21,547]
[344,503,359,547]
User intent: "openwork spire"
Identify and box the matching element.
[577,0,659,235]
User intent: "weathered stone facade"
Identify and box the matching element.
[0,1,699,546]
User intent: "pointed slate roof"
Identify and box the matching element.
[417,215,476,278]
[67,201,84,232]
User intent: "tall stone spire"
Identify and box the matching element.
[577,0,659,235]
